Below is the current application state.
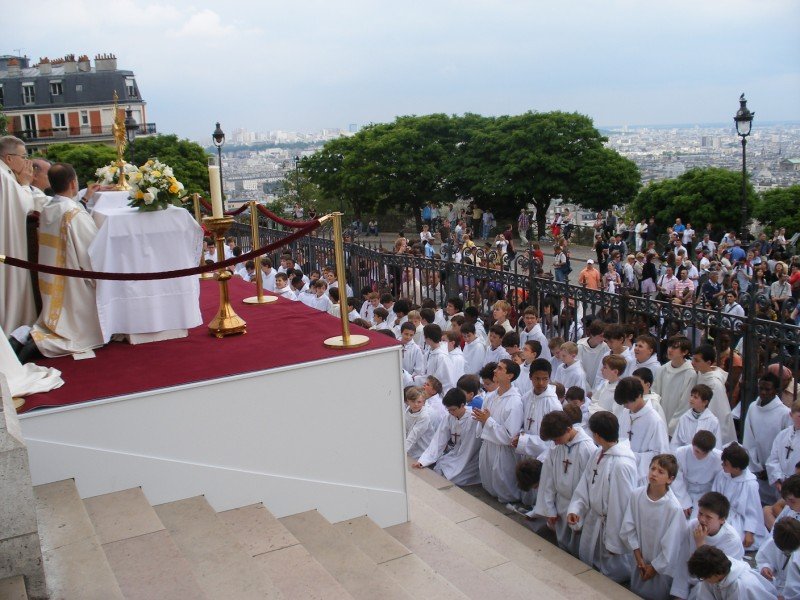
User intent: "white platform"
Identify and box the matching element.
[19,346,409,527]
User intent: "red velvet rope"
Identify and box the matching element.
[196,198,249,216]
[256,204,320,228]
[1,221,320,281]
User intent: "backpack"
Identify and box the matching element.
[560,252,572,275]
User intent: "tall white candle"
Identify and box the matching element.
[208,165,223,218]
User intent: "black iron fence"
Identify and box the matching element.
[227,219,799,424]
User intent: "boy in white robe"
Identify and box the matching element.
[518,307,551,360]
[474,359,524,503]
[624,334,661,380]
[743,372,792,505]
[691,344,737,446]
[621,454,687,600]
[399,323,425,381]
[359,292,379,325]
[631,367,667,424]
[534,410,596,556]
[513,358,562,460]
[687,546,778,599]
[567,411,638,583]
[273,273,297,301]
[671,431,723,517]
[553,341,589,392]
[444,331,466,385]
[652,335,697,435]
[712,443,767,550]
[587,354,626,416]
[404,388,435,459]
[591,323,631,386]
[576,319,608,390]
[766,400,800,494]
[413,388,482,486]
[483,324,510,364]
[461,322,486,375]
[615,377,670,485]
[421,376,446,427]
[457,373,485,410]
[309,280,333,312]
[756,517,800,597]
[565,386,591,436]
[414,325,454,393]
[671,491,745,599]
[670,383,721,451]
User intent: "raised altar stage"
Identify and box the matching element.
[18,278,409,527]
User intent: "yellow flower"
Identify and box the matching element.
[135,190,144,200]
[169,183,180,194]
[152,170,161,178]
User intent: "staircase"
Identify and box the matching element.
[1,466,638,600]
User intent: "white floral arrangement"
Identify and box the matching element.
[128,159,185,212]
[94,161,138,185]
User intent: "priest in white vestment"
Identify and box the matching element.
[30,163,104,357]
[0,325,63,397]
[0,136,41,333]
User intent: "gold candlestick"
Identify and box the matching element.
[111,90,130,191]
[193,194,215,280]
[243,200,277,305]
[324,212,369,349]
[203,216,247,338]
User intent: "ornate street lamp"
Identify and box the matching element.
[212,122,226,208]
[124,106,138,162]
[734,94,754,242]
[294,155,300,202]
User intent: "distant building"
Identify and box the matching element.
[779,158,800,172]
[0,53,156,151]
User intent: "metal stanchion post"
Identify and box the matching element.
[243,201,277,305]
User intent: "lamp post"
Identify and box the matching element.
[212,122,226,210]
[124,106,138,163]
[294,155,300,202]
[733,94,754,242]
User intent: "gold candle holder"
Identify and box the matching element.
[324,212,369,349]
[13,397,25,412]
[203,216,247,338]
[243,200,277,305]
[193,194,215,280]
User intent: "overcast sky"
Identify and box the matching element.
[3,0,799,142]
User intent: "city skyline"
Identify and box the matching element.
[2,0,799,142]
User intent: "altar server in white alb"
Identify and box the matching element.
[460,322,485,375]
[567,411,638,583]
[652,335,697,435]
[669,383,721,451]
[687,546,778,599]
[413,388,482,486]
[474,359,524,503]
[671,431,723,517]
[691,344,737,446]
[756,517,800,598]
[712,443,767,550]
[766,400,800,494]
[416,325,454,393]
[621,454,687,600]
[614,377,670,485]
[743,372,792,505]
[534,410,596,556]
[403,387,435,459]
[30,163,103,357]
[514,358,562,460]
[399,323,425,381]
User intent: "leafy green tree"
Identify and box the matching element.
[130,134,211,195]
[629,167,757,234]
[44,143,117,184]
[572,146,641,213]
[0,104,7,136]
[753,185,800,234]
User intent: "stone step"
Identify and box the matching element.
[0,576,27,600]
[409,467,639,599]
[85,488,208,600]
[34,479,124,600]
[280,510,413,600]
[334,515,467,600]
[219,503,353,600]
[154,496,282,600]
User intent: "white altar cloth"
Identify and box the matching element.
[88,206,204,343]
[89,190,130,212]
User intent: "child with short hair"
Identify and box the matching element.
[416,324,454,393]
[552,341,589,392]
[549,336,564,374]
[492,300,513,333]
[588,354,627,416]
[515,458,543,510]
[519,307,551,360]
[652,335,697,435]
[756,517,800,597]
[444,330,466,384]
[360,291,379,324]
[274,272,297,300]
[631,366,667,424]
[484,324,511,364]
[501,331,520,356]
[513,358,562,461]
[534,410,597,556]
[565,385,590,434]
[670,383,721,451]
[404,387,435,459]
[516,339,541,397]
[407,309,425,347]
[413,388,482,486]
[712,443,767,549]
[461,322,486,375]
[614,377,670,485]
[421,375,446,425]
[567,411,639,582]
[687,546,778,598]
[621,454,687,600]
[399,322,425,381]
[672,430,723,518]
[766,400,800,495]
[456,373,483,409]
[371,306,390,331]
[627,334,661,380]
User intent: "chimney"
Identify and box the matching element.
[78,54,91,72]
[95,53,117,72]
[7,58,20,76]
[63,53,77,73]
[38,57,52,75]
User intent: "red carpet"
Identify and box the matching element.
[21,279,398,413]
